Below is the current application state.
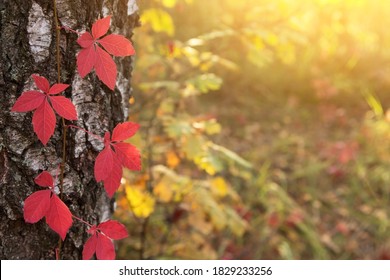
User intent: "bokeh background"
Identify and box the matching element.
[114,0,390,259]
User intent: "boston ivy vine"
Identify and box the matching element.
[11,13,140,260]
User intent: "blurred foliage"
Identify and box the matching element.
[115,0,390,259]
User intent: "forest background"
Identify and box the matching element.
[115,0,390,260]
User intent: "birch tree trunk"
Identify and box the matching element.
[0,0,139,259]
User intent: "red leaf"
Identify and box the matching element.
[96,234,115,260]
[49,96,78,120]
[46,194,73,240]
[32,100,56,146]
[87,225,98,235]
[98,34,135,57]
[102,155,122,197]
[114,142,141,171]
[11,91,45,112]
[77,32,94,48]
[32,74,50,93]
[34,171,54,188]
[98,220,128,240]
[94,145,114,182]
[83,234,98,260]
[111,122,139,142]
[92,16,111,40]
[95,45,117,90]
[48,84,69,95]
[23,190,51,223]
[77,46,96,78]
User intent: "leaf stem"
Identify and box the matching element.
[67,124,105,142]
[72,215,94,228]
[61,25,81,35]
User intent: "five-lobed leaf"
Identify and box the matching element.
[23,171,73,240]
[11,74,77,146]
[82,220,128,260]
[94,122,141,197]
[76,15,135,90]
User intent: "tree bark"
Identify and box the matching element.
[0,0,139,259]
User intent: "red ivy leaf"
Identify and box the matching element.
[32,100,56,146]
[77,47,96,78]
[98,34,135,57]
[32,74,50,93]
[11,91,45,112]
[114,142,141,171]
[76,15,135,90]
[111,122,139,142]
[11,75,76,145]
[49,96,78,120]
[23,190,51,223]
[48,84,69,95]
[77,32,94,48]
[83,219,128,259]
[98,220,128,240]
[34,171,54,188]
[92,16,111,39]
[102,155,122,197]
[94,122,141,197]
[96,234,115,260]
[94,45,117,90]
[45,194,73,240]
[83,234,98,260]
[94,145,114,182]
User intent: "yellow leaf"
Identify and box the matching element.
[162,0,177,8]
[125,186,155,218]
[153,181,173,202]
[141,9,174,36]
[210,177,228,197]
[166,151,180,168]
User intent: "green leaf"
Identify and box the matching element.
[194,152,224,175]
[139,81,180,92]
[184,73,222,96]
[225,207,247,237]
[163,116,194,138]
[182,135,205,160]
[209,143,252,169]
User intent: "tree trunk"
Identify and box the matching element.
[0,0,139,259]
